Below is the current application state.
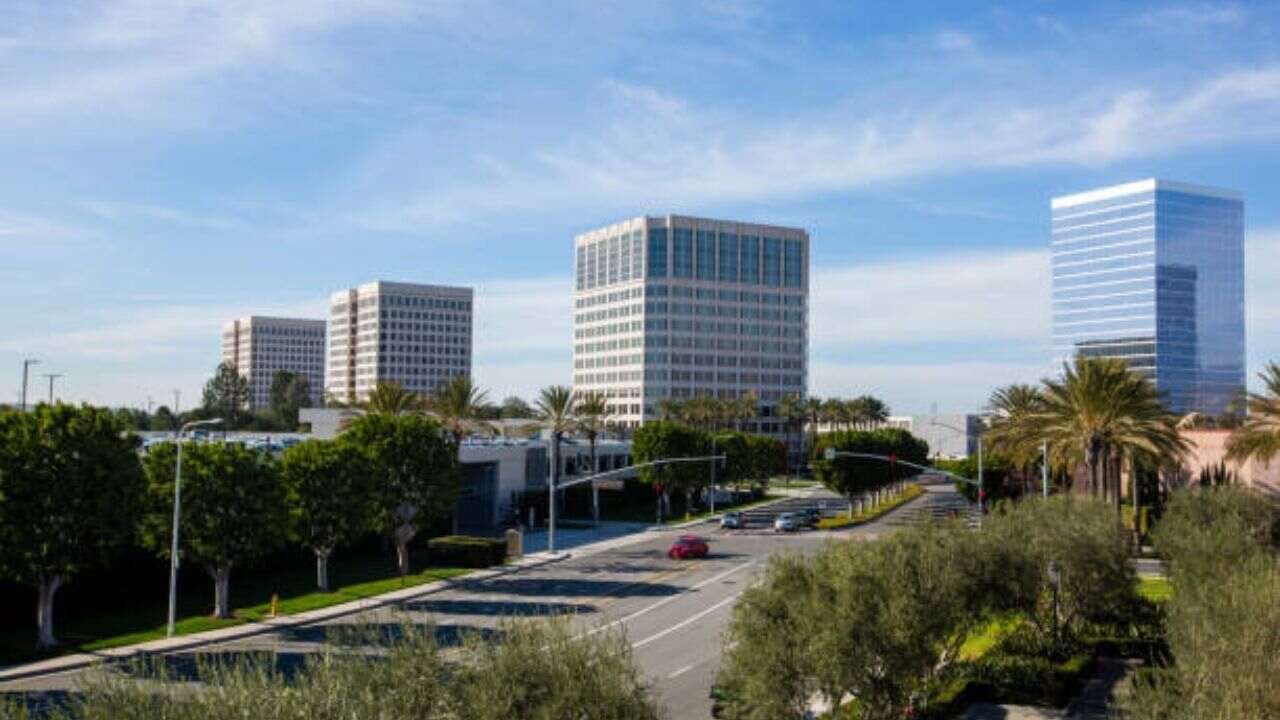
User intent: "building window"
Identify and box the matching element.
[763,237,782,286]
[647,228,668,278]
[696,230,716,280]
[784,239,803,287]
[718,233,739,283]
[576,245,586,291]
[672,228,694,278]
[741,235,760,284]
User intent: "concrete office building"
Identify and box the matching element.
[325,281,473,404]
[572,214,809,439]
[221,316,326,409]
[1051,180,1245,415]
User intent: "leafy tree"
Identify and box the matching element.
[631,420,709,519]
[339,413,459,575]
[112,407,150,432]
[0,405,145,648]
[811,428,927,510]
[575,391,613,476]
[280,441,375,591]
[150,405,178,431]
[427,375,490,443]
[1226,362,1280,466]
[201,362,249,427]
[268,371,311,429]
[499,395,535,419]
[363,381,423,416]
[745,433,786,482]
[713,431,751,489]
[142,442,287,618]
[984,383,1047,492]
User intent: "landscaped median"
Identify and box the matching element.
[815,483,924,529]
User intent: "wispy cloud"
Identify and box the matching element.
[1133,3,1244,29]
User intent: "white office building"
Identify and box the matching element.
[221,316,327,409]
[572,214,809,437]
[325,281,473,405]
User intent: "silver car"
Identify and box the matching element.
[720,511,743,529]
[773,512,798,533]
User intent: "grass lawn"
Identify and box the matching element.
[1137,575,1171,602]
[958,614,1021,661]
[0,549,469,668]
[815,484,924,529]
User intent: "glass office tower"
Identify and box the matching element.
[1051,180,1245,415]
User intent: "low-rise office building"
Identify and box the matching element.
[221,316,326,409]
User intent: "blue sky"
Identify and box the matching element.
[4,0,1280,414]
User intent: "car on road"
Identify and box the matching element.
[795,508,821,527]
[720,511,743,529]
[667,534,710,560]
[773,512,799,532]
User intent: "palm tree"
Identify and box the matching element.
[804,396,824,456]
[858,395,889,429]
[984,384,1047,493]
[778,393,806,464]
[363,381,423,416]
[1226,363,1280,467]
[735,391,758,432]
[575,391,613,477]
[656,397,683,422]
[821,398,843,433]
[427,375,491,444]
[1038,357,1186,517]
[535,385,576,552]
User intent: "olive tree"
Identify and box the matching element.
[280,440,375,591]
[0,405,145,648]
[338,413,459,575]
[142,441,287,619]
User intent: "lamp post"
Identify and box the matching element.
[167,418,223,638]
[19,358,40,411]
[1047,559,1062,647]
[41,373,63,404]
[709,436,717,515]
[1042,439,1050,498]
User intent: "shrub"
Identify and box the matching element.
[427,535,507,568]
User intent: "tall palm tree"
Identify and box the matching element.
[427,375,491,443]
[778,393,806,461]
[1226,362,1280,466]
[859,395,890,429]
[1037,357,1186,517]
[984,384,1047,492]
[656,397,683,422]
[363,381,423,416]
[735,391,758,432]
[535,385,576,552]
[575,391,613,477]
[804,396,824,455]
[821,398,844,433]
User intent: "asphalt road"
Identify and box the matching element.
[2,484,965,719]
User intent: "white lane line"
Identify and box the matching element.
[667,664,695,679]
[631,592,739,649]
[584,560,755,638]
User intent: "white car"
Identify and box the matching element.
[773,512,798,533]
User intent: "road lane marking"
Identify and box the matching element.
[631,592,739,649]
[584,559,756,638]
[667,664,695,679]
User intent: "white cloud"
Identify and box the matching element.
[1133,3,1244,28]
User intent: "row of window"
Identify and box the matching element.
[576,228,807,290]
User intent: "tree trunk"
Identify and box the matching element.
[210,566,232,619]
[36,575,63,649]
[395,523,416,576]
[315,548,332,592]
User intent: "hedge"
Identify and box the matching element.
[426,535,507,568]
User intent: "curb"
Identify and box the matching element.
[0,552,570,684]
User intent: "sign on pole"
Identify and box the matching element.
[824,447,836,461]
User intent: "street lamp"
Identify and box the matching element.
[19,358,40,411]
[41,373,63,405]
[930,418,984,523]
[167,418,223,638]
[1047,560,1062,646]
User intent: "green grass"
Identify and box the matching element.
[958,614,1021,661]
[1137,575,1172,602]
[815,485,925,529]
[0,549,470,667]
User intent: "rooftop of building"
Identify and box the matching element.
[223,315,327,331]
[1051,178,1243,209]
[575,213,808,242]
[330,281,474,302]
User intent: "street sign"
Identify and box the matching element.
[593,479,625,491]
[824,447,836,461]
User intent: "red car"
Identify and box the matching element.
[668,534,710,560]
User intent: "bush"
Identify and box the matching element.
[426,536,507,568]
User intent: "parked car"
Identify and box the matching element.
[797,508,821,527]
[720,511,743,529]
[668,534,710,560]
[773,512,799,533]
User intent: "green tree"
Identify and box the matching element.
[575,391,613,477]
[713,431,751,490]
[984,383,1047,492]
[280,440,375,591]
[142,441,286,618]
[631,420,709,519]
[1225,362,1280,466]
[268,371,311,429]
[150,405,178,431]
[534,385,576,541]
[745,433,785,483]
[427,375,490,443]
[363,381,423,416]
[201,362,249,427]
[339,413,459,575]
[811,428,928,511]
[0,405,145,648]
[499,395,535,419]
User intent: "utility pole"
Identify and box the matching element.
[1042,440,1050,498]
[173,389,181,415]
[41,373,63,404]
[147,396,155,415]
[20,358,40,411]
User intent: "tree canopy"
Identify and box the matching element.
[280,440,376,590]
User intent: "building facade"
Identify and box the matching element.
[1051,180,1245,415]
[221,316,326,409]
[325,281,473,404]
[572,214,809,437]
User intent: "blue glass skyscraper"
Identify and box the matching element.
[1051,180,1245,415]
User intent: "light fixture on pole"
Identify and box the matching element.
[19,358,40,411]
[167,417,224,638]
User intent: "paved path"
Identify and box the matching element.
[0,485,943,719]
